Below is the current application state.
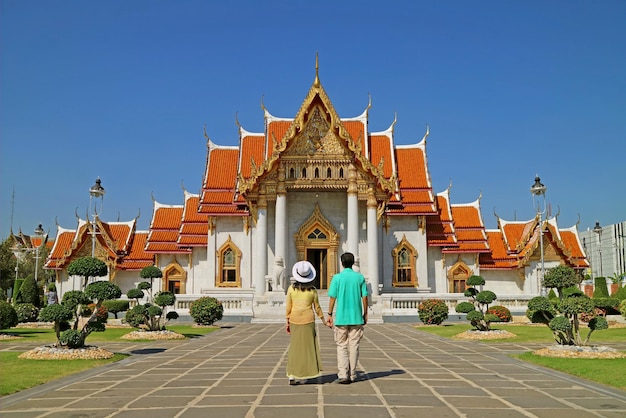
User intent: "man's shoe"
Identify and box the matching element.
[335,378,351,384]
[289,378,297,385]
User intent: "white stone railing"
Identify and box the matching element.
[381,293,534,317]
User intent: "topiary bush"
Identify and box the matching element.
[190,297,224,326]
[455,275,498,331]
[0,300,18,330]
[593,298,620,316]
[593,277,609,298]
[124,279,178,331]
[102,299,130,319]
[612,285,626,302]
[526,265,605,346]
[417,299,449,325]
[14,303,39,323]
[19,275,41,308]
[620,300,626,319]
[487,305,512,322]
[60,329,83,348]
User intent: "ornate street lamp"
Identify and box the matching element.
[33,224,45,284]
[593,221,603,277]
[89,177,105,257]
[530,175,547,297]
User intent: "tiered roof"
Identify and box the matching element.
[478,216,590,270]
[45,218,153,271]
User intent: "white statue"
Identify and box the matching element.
[274,256,287,292]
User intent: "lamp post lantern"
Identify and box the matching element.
[33,224,45,284]
[89,177,106,257]
[530,175,547,297]
[593,221,603,277]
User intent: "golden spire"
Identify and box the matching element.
[314,52,320,87]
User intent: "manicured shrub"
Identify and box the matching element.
[12,279,24,304]
[19,275,41,308]
[0,301,18,330]
[527,265,607,346]
[190,297,224,325]
[102,299,130,319]
[487,305,512,322]
[619,300,626,319]
[14,303,39,323]
[455,275,498,331]
[417,299,448,325]
[124,279,177,331]
[612,285,626,302]
[593,277,609,298]
[38,303,73,343]
[60,329,83,348]
[547,289,558,300]
[593,298,620,316]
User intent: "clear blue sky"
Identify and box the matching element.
[1,0,625,240]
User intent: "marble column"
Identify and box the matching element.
[254,195,268,296]
[347,165,359,257]
[367,186,379,295]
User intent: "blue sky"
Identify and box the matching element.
[1,0,625,240]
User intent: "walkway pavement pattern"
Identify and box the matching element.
[1,323,626,418]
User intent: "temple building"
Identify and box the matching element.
[44,65,589,320]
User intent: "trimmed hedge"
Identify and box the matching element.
[418,299,449,325]
[0,301,18,330]
[190,297,224,326]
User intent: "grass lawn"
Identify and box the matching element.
[416,323,626,390]
[513,353,626,391]
[0,324,220,344]
[0,324,220,396]
[415,323,626,344]
[0,352,128,396]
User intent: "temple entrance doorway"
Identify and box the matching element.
[307,248,327,289]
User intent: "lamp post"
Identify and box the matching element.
[33,224,45,284]
[530,175,547,297]
[593,221,603,277]
[89,177,105,257]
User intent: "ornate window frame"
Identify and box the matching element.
[447,260,472,293]
[392,235,417,287]
[162,262,187,294]
[216,235,242,287]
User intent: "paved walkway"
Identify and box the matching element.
[1,323,626,418]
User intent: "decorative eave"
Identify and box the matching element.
[236,62,398,200]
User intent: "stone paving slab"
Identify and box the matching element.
[1,323,626,418]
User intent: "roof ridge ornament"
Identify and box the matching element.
[314,52,320,88]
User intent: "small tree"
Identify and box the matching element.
[102,299,130,319]
[455,275,500,331]
[67,257,108,290]
[125,278,178,331]
[39,280,121,348]
[139,266,162,302]
[526,265,606,346]
[18,275,41,308]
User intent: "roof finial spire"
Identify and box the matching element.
[314,52,320,87]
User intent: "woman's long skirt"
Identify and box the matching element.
[287,322,323,379]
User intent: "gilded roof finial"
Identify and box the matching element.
[314,52,320,87]
[260,95,266,112]
[235,111,241,129]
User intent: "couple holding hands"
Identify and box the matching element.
[285,252,368,385]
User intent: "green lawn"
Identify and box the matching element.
[513,353,626,391]
[0,352,128,396]
[0,324,220,396]
[415,323,626,344]
[416,323,626,390]
[0,324,220,343]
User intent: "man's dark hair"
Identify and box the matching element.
[340,252,355,268]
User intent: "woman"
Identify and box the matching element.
[286,260,328,385]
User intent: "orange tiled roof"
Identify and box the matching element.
[343,120,367,156]
[117,232,154,270]
[239,135,266,179]
[145,202,190,254]
[444,202,489,253]
[45,227,75,269]
[369,134,394,178]
[388,144,436,215]
[427,191,456,246]
[199,145,242,215]
[266,120,291,155]
[479,230,519,269]
[178,192,208,247]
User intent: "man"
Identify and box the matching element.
[326,252,369,384]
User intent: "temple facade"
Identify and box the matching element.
[45,67,589,320]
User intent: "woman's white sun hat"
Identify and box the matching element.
[292,261,316,283]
